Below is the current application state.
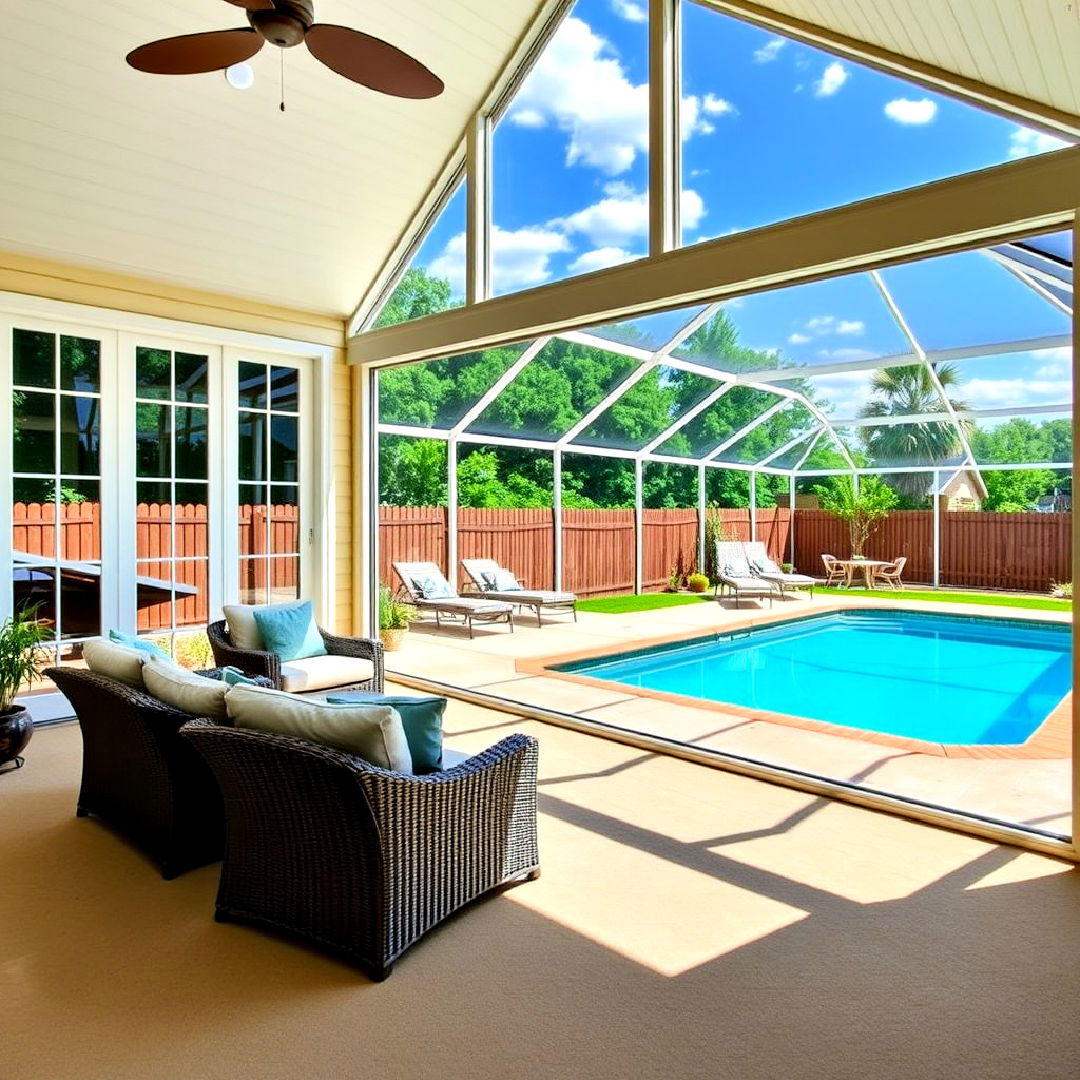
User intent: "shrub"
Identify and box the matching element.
[1050,580,1072,599]
[686,573,710,593]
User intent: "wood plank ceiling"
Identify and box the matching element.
[0,0,544,316]
[742,0,1080,123]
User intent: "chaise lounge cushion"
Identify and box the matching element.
[83,637,153,689]
[278,654,376,693]
[142,657,230,720]
[225,683,412,772]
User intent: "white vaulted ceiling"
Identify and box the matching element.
[0,0,544,315]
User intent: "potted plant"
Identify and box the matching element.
[378,583,418,652]
[0,606,48,773]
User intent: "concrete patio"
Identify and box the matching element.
[385,591,1072,835]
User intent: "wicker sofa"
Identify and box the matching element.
[181,719,540,980]
[46,666,243,879]
[207,619,384,693]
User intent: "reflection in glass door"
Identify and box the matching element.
[133,345,212,652]
[10,327,103,666]
[237,362,303,604]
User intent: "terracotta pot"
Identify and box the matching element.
[0,705,33,772]
[380,628,408,652]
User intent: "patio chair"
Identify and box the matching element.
[393,562,514,638]
[208,614,384,694]
[461,558,577,627]
[742,542,816,597]
[180,718,540,980]
[821,554,847,587]
[46,666,227,878]
[873,556,907,590]
[714,541,780,608]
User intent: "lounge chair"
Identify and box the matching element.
[821,554,847,587]
[743,542,816,597]
[393,562,514,638]
[873,556,907,590]
[461,558,578,627]
[714,541,780,608]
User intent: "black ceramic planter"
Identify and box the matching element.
[0,705,33,772]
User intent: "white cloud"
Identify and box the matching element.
[884,98,938,125]
[702,94,736,116]
[808,370,875,418]
[1009,126,1070,158]
[611,0,647,22]
[813,61,847,98]
[552,187,705,248]
[806,315,835,332]
[568,247,637,274]
[753,38,785,63]
[963,377,1071,409]
[836,320,865,335]
[508,17,732,176]
[787,332,812,345]
[427,225,571,294]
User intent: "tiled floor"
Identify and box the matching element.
[386,591,1073,835]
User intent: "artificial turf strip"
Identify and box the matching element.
[830,588,1071,612]
[577,593,712,614]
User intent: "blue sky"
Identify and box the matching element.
[403,0,1072,420]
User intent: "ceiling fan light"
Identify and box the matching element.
[225,62,255,90]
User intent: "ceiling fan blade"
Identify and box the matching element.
[305,25,444,99]
[222,1,275,9]
[127,28,264,76]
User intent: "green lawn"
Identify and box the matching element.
[577,588,1071,615]
[577,593,712,614]
[833,588,1071,612]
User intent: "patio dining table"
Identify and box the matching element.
[832,558,892,589]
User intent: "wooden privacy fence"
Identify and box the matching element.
[792,509,1072,593]
[379,505,791,597]
[14,501,300,631]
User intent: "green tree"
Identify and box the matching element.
[374,267,453,329]
[815,475,898,557]
[857,364,971,502]
[969,417,1067,511]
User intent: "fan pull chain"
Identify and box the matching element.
[280,49,286,113]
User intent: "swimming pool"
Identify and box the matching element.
[554,611,1071,745]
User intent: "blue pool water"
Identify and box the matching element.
[556,611,1072,745]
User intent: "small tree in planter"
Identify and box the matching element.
[378,583,419,652]
[703,503,731,584]
[0,606,49,772]
[815,476,897,558]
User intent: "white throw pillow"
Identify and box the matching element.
[225,683,413,773]
[222,600,309,651]
[142,657,229,719]
[83,637,151,689]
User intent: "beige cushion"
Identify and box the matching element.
[223,600,314,652]
[225,683,412,772]
[82,638,149,689]
[142,658,229,719]
[278,654,375,693]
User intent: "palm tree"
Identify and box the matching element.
[857,364,972,503]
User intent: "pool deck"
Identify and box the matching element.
[385,590,1073,835]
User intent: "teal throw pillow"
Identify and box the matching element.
[413,574,453,599]
[109,629,171,660]
[251,600,327,662]
[221,666,259,687]
[327,692,445,773]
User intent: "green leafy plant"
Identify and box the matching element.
[703,503,731,584]
[815,476,897,558]
[1050,580,1072,600]
[0,606,49,712]
[686,573,710,593]
[667,565,682,592]
[379,583,419,631]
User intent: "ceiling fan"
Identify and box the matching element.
[126,0,443,99]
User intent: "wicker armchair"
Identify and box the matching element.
[180,719,540,980]
[46,666,231,879]
[207,619,384,692]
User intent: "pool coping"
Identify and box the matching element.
[515,600,1073,760]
